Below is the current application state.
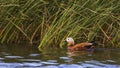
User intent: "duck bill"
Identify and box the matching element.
[63,40,67,42]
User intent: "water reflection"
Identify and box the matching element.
[65,48,120,68]
[0,45,120,68]
[67,50,94,57]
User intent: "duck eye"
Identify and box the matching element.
[67,39,69,40]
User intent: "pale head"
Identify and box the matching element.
[65,37,75,46]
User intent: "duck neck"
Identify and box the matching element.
[68,41,75,46]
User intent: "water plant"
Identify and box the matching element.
[0,0,120,48]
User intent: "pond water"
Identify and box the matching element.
[0,44,120,68]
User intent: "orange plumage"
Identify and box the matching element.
[65,37,96,52]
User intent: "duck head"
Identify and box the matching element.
[65,37,75,46]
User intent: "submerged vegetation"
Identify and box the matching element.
[0,0,120,48]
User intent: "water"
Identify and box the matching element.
[0,45,120,68]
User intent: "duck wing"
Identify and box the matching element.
[72,42,93,50]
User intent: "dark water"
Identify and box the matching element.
[0,45,120,68]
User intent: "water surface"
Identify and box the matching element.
[0,44,120,68]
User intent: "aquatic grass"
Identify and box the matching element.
[39,0,120,48]
[0,0,120,48]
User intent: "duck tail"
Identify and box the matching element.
[90,41,97,46]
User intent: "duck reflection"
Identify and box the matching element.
[67,49,94,57]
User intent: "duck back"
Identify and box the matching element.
[68,42,94,51]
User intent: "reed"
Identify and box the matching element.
[0,0,120,48]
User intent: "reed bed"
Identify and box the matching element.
[0,0,120,48]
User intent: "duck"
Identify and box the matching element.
[65,37,96,52]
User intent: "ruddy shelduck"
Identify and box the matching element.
[65,37,96,51]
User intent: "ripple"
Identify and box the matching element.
[85,60,102,64]
[5,56,24,59]
[0,58,4,60]
[59,64,83,68]
[82,60,119,68]
[84,60,105,66]
[0,62,43,67]
[19,59,41,62]
[0,63,23,68]
[59,57,73,62]
[40,65,58,68]
[29,54,40,57]
[106,60,116,63]
[41,60,58,65]
[104,64,120,68]
[59,57,70,60]
[81,63,106,68]
[22,62,42,67]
